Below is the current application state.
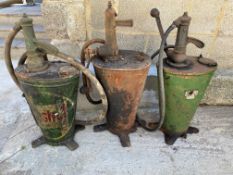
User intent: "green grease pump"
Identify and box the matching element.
[138,9,217,145]
[5,14,108,150]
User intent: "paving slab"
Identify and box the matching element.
[0,60,233,175]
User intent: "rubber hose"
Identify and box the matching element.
[4,23,22,89]
[151,45,175,60]
[155,24,177,130]
[56,52,108,125]
[80,39,105,105]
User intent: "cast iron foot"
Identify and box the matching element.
[93,123,108,132]
[118,133,131,147]
[187,126,199,134]
[164,134,179,145]
[31,136,46,148]
[75,123,85,131]
[64,139,79,151]
[164,126,199,145]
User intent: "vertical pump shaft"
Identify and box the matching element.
[20,14,48,72]
[98,1,133,60]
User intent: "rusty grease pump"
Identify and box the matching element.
[138,9,217,144]
[80,2,151,147]
[5,14,108,150]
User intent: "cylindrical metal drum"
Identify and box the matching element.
[162,57,217,144]
[93,50,151,146]
[15,62,80,149]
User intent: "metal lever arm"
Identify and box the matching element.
[150,8,167,47]
[187,37,205,49]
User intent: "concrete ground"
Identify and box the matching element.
[0,60,233,175]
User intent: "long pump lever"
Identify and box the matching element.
[150,8,167,47]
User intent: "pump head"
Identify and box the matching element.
[97,1,133,60]
[150,10,214,68]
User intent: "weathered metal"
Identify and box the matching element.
[81,2,151,147]
[138,9,217,145]
[16,62,82,150]
[162,57,217,144]
[93,50,151,147]
[5,15,108,150]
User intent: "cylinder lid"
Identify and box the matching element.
[15,61,79,81]
[164,56,217,76]
[93,50,151,70]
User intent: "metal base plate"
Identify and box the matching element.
[31,124,85,151]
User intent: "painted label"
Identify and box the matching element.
[35,99,73,131]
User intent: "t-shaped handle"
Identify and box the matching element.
[98,1,133,60]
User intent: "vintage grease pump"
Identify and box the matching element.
[138,9,217,145]
[80,2,151,147]
[5,14,107,150]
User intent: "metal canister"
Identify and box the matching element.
[162,57,217,144]
[93,50,151,146]
[15,62,80,149]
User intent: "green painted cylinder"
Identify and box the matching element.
[162,57,217,136]
[15,62,79,145]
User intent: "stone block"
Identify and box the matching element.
[50,39,83,58]
[209,36,233,69]
[41,2,69,39]
[219,0,233,36]
[202,68,233,105]
[42,1,86,41]
[183,0,225,34]
[65,2,87,41]
[118,0,183,33]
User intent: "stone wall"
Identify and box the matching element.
[42,0,233,69]
[41,0,233,105]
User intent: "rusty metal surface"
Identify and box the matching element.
[94,50,151,70]
[93,50,151,136]
[15,61,79,81]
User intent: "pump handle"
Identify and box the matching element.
[187,37,205,48]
